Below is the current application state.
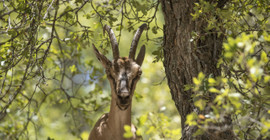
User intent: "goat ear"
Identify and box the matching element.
[92,44,111,68]
[135,45,145,66]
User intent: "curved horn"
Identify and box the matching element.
[129,23,147,60]
[103,25,119,60]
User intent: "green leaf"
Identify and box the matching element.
[193,77,201,85]
[194,99,206,111]
[7,29,17,37]
[261,51,268,63]
[198,72,205,80]
[208,78,216,84]
[123,125,133,138]
[184,84,193,91]
[139,114,147,126]
[228,93,242,109]
[136,128,142,136]
[146,126,155,134]
[69,65,77,73]
[186,112,198,126]
[264,75,270,83]
[209,88,220,93]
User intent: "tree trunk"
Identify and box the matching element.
[161,0,234,139]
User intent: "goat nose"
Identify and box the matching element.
[118,92,130,100]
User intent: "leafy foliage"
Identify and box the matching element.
[124,112,181,139]
[188,0,270,139]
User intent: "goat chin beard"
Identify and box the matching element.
[117,103,130,111]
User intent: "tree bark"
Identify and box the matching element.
[161,0,234,139]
